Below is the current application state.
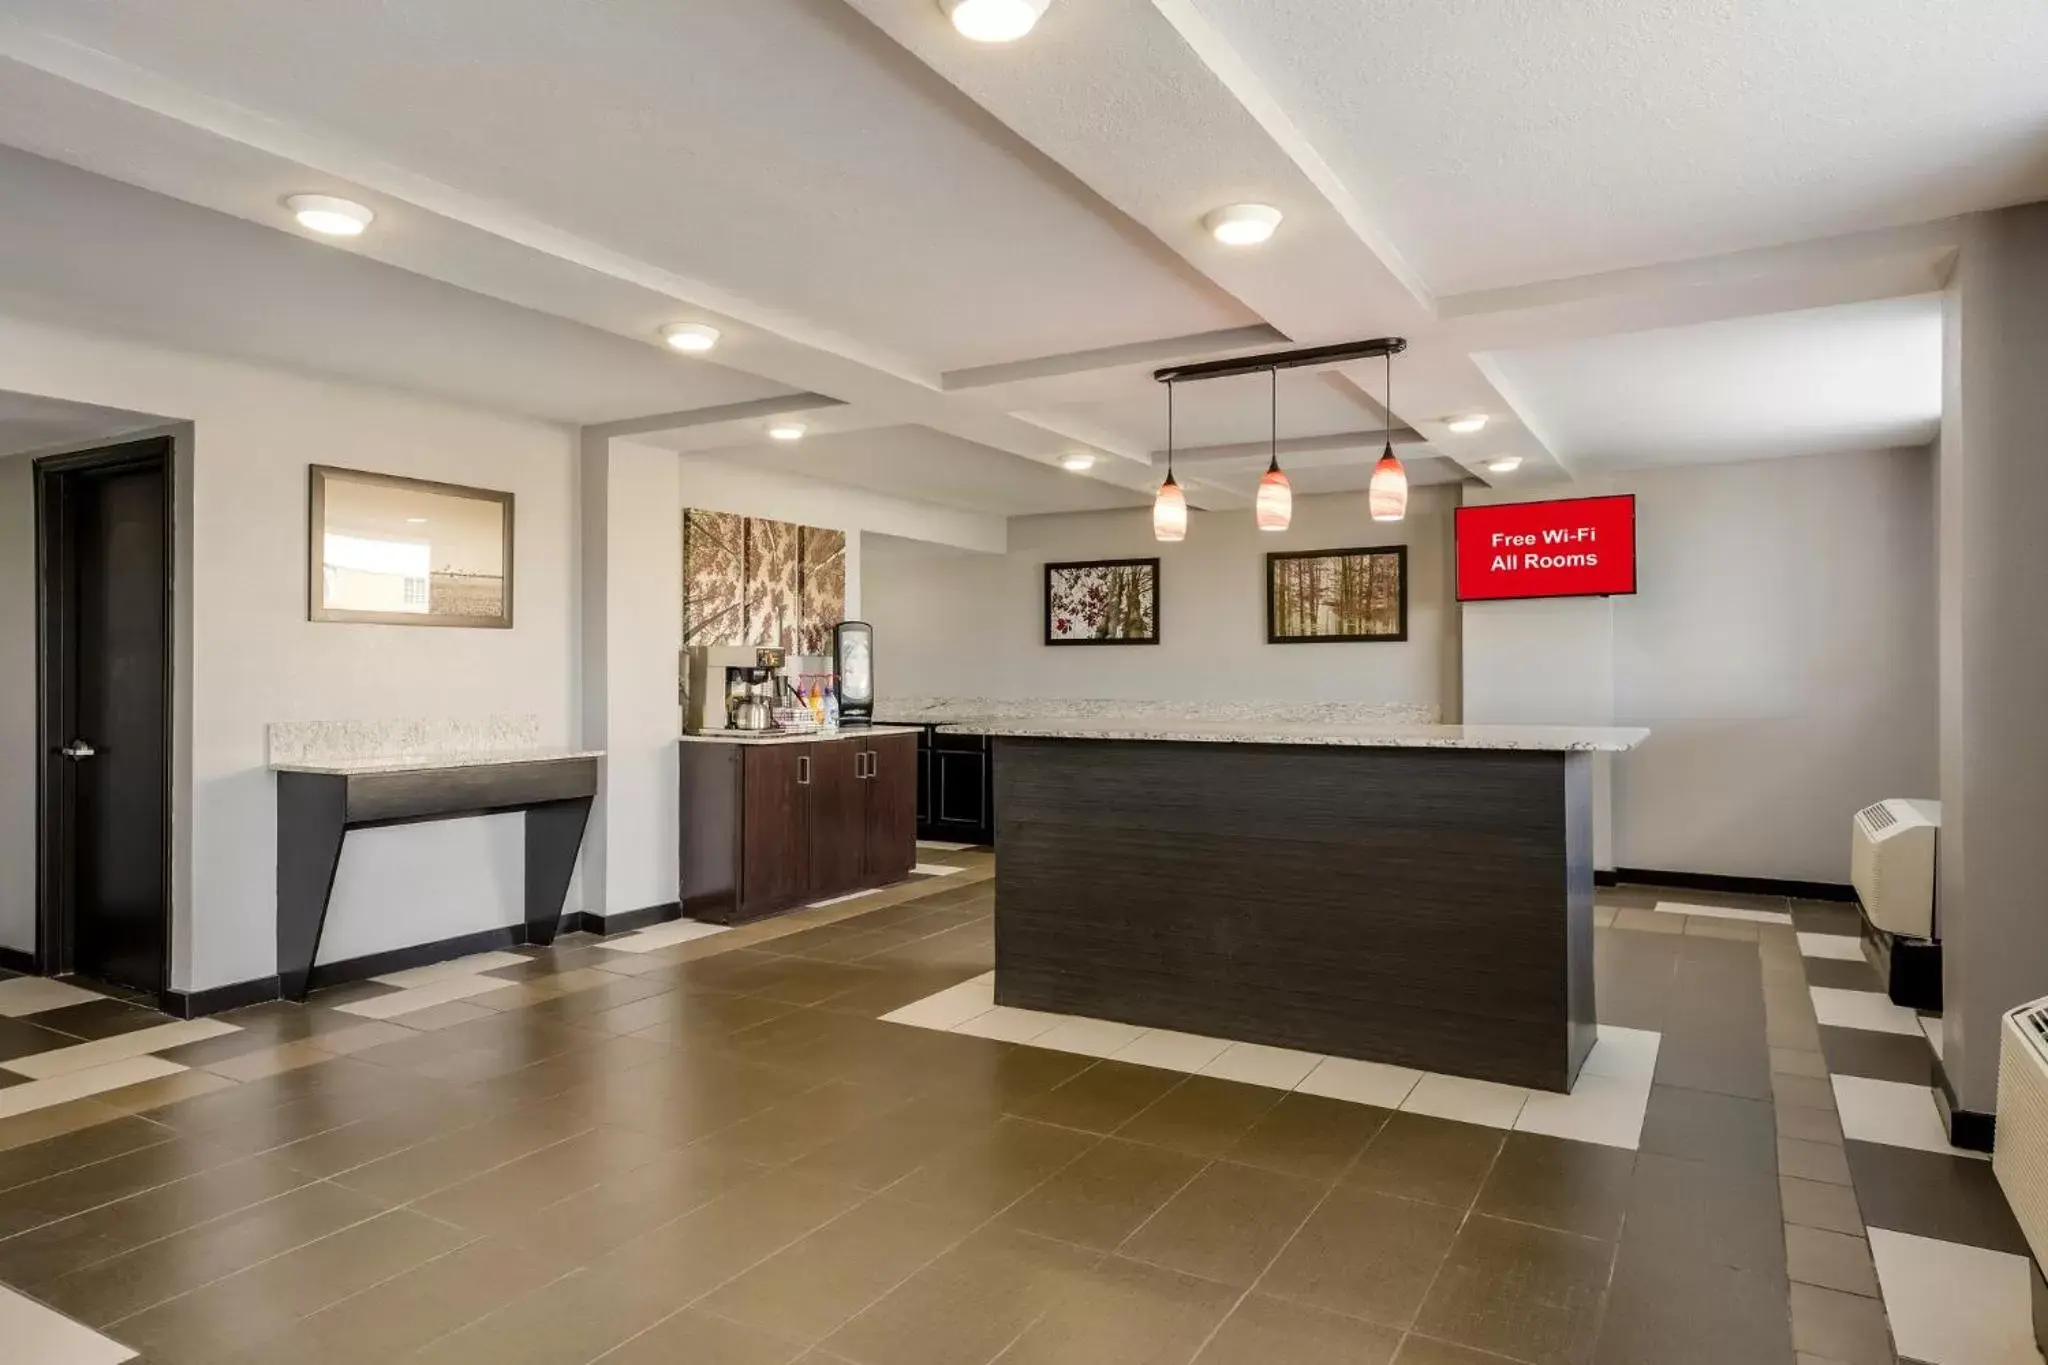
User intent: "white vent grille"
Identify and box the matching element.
[1996,1004,2048,1267]
[1857,801,1898,834]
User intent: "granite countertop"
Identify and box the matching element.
[935,717,1649,752]
[678,725,924,747]
[270,747,606,776]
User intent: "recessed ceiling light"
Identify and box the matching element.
[1059,453,1096,472]
[1446,415,1489,434]
[1203,203,1283,247]
[661,323,721,353]
[940,0,1049,42]
[1486,456,1523,474]
[285,194,374,237]
[405,516,429,524]
[767,422,807,442]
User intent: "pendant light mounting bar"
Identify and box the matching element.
[1152,336,1406,385]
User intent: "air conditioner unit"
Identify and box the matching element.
[1851,798,1940,940]
[1995,999,2048,1283]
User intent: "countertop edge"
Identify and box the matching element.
[269,749,606,775]
[678,725,924,747]
[932,723,1650,753]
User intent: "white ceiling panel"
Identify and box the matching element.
[1482,296,1942,470]
[0,0,1254,373]
[1190,0,2048,294]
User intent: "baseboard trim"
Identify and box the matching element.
[1594,870,1618,888]
[0,947,37,974]
[1612,867,1857,902]
[1932,1056,1997,1152]
[577,902,681,936]
[307,925,536,992]
[159,976,282,1020]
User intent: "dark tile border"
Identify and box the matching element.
[1931,1059,1997,1152]
[0,947,35,975]
[1614,867,1855,902]
[581,902,683,936]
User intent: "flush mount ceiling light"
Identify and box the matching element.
[1370,349,1409,523]
[1256,368,1292,532]
[1059,452,1096,472]
[661,322,721,353]
[1486,455,1523,474]
[285,194,374,237]
[1446,414,1489,435]
[1154,383,1187,543]
[1203,203,1283,247]
[941,0,1049,42]
[767,422,807,442]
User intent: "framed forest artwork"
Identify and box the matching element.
[1044,557,1161,646]
[1266,545,1408,644]
[683,509,847,652]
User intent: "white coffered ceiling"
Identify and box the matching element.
[0,0,2034,517]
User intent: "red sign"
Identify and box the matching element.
[1456,495,1637,602]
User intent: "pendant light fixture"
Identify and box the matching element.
[1370,347,1409,523]
[1154,381,1187,542]
[1255,367,1292,532]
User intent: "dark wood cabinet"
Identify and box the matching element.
[681,733,920,925]
[915,727,996,845]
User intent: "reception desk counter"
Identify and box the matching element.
[947,719,1647,1093]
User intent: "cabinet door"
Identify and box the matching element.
[864,733,919,882]
[932,745,990,840]
[807,739,866,898]
[740,745,807,912]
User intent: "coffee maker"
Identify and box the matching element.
[725,648,787,732]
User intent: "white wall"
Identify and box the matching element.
[0,453,34,955]
[0,315,580,991]
[1608,447,1936,884]
[864,486,1459,710]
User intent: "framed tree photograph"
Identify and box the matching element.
[1044,557,1161,646]
[1266,545,1407,643]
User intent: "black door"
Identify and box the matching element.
[40,440,171,994]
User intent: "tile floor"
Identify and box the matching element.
[0,861,2034,1364]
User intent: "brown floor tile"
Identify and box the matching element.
[1785,1226,1878,1297]
[600,1309,812,1365]
[1621,1151,1786,1277]
[1780,1175,1865,1236]
[1195,1293,1401,1365]
[1595,1244,1795,1365]
[1345,1112,1505,1210]
[1771,1072,1838,1112]
[1779,1137,1853,1186]
[1220,1092,1391,1183]
[1394,1337,1527,1364]
[1777,1102,1844,1144]
[27,998,171,1041]
[400,1262,701,1365]
[1653,1031,1772,1100]
[1114,1075,1286,1158]
[1818,1027,1939,1086]
[1258,1186,1463,1329]
[1011,1059,1186,1134]
[90,1071,240,1115]
[1789,1282,1893,1364]
[106,1206,472,1360]
[0,1016,87,1064]
[1415,1213,1614,1365]
[1611,908,1684,935]
[327,1105,593,1204]
[700,1194,988,1344]
[1117,1158,1322,1287]
[782,1092,1002,1192]
[994,1254,1243,1365]
[33,1177,394,1327]
[0,1099,135,1154]
[0,1114,172,1192]
[1475,1132,1635,1241]
[411,1122,679,1233]
[1840,1138,2028,1253]
[1638,1085,1778,1173]
[997,1136,1204,1250]
[0,1136,247,1239]
[883,1116,1097,1219]
[493,1143,771,1269]
[823,1225,1102,1365]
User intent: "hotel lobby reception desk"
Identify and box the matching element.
[951,719,1648,1092]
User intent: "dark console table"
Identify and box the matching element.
[272,751,601,1000]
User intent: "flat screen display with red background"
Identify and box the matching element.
[1456,494,1637,602]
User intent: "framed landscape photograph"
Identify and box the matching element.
[1044,557,1161,646]
[1266,545,1407,644]
[309,465,513,628]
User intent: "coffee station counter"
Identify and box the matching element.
[678,725,923,746]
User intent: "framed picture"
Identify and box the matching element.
[1266,545,1407,643]
[309,465,513,627]
[1044,557,1161,646]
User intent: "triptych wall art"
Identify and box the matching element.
[683,509,846,653]
[1039,547,1408,646]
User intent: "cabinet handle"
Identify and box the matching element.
[798,755,810,786]
[868,749,878,779]
[854,750,866,779]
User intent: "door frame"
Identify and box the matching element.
[34,436,177,987]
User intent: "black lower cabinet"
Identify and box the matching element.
[913,726,996,846]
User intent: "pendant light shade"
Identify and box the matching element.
[1370,349,1408,523]
[1155,379,1187,542]
[1154,473,1188,542]
[1370,443,1408,522]
[1255,368,1291,531]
